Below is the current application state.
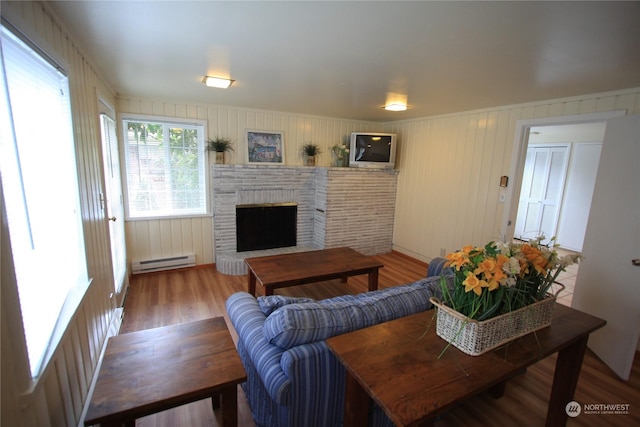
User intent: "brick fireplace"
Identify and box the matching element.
[212,165,398,275]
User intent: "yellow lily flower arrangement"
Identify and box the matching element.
[440,237,580,321]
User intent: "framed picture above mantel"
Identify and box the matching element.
[245,129,285,165]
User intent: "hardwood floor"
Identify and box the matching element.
[120,251,639,427]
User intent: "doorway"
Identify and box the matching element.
[504,112,624,306]
[99,99,128,306]
[505,113,624,247]
[514,122,606,251]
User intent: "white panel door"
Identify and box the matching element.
[572,114,640,380]
[514,145,569,244]
[100,113,128,300]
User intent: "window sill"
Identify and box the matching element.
[20,277,94,402]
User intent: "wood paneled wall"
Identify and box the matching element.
[120,88,640,267]
[1,2,118,426]
[386,89,640,262]
[116,98,383,266]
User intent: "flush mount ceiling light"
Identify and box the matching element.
[203,76,234,89]
[384,103,407,111]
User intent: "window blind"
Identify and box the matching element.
[0,25,89,377]
[122,117,208,218]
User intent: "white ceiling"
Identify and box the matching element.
[48,1,640,122]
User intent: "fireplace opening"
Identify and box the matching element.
[236,203,297,252]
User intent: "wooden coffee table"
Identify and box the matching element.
[327,304,606,427]
[244,247,383,296]
[84,317,246,427]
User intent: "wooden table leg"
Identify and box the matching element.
[545,335,589,426]
[489,381,506,398]
[220,386,238,427]
[345,371,369,427]
[368,268,379,292]
[211,393,220,410]
[248,270,257,296]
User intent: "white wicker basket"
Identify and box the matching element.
[430,285,563,356]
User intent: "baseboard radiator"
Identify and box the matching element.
[131,254,196,274]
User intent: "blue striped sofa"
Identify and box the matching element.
[225,258,451,427]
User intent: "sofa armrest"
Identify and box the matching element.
[280,341,347,426]
[226,292,292,404]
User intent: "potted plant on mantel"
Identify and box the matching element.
[302,143,321,166]
[207,137,234,164]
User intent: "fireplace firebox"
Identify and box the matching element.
[236,203,297,252]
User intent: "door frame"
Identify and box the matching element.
[501,111,626,243]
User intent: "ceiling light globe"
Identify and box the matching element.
[384,103,407,111]
[203,76,233,89]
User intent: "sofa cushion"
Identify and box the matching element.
[262,301,374,349]
[258,295,316,316]
[262,278,443,349]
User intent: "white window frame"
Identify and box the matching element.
[120,114,210,220]
[0,21,90,378]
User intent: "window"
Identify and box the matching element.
[0,24,89,376]
[122,116,208,219]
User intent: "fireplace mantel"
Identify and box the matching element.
[212,165,398,275]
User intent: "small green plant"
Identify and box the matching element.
[301,143,321,157]
[207,137,234,153]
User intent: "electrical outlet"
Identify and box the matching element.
[440,248,446,257]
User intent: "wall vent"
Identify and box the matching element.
[131,254,195,274]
